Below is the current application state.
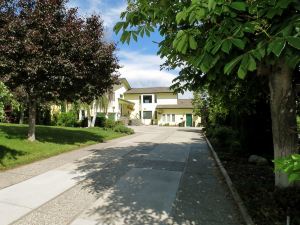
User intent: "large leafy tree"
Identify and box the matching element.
[115,0,300,187]
[0,0,119,141]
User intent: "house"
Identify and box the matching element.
[80,78,201,127]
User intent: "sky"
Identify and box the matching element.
[67,0,192,98]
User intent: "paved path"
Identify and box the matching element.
[0,126,243,225]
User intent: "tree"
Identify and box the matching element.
[115,0,300,187]
[0,0,119,141]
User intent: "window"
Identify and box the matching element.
[143,111,152,119]
[172,114,175,122]
[143,95,153,103]
[162,114,166,122]
[167,114,170,122]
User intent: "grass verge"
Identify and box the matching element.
[0,123,128,170]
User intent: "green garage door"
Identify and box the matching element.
[186,114,192,127]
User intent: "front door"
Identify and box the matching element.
[186,114,193,127]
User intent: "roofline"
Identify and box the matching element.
[125,91,174,94]
[119,78,131,89]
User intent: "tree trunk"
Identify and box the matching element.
[19,104,24,124]
[91,111,97,127]
[87,107,92,128]
[269,60,298,188]
[28,98,37,141]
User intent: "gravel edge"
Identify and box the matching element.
[204,134,256,225]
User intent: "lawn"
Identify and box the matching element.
[0,123,126,170]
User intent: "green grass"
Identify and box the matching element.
[0,123,126,170]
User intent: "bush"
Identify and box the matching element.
[56,111,78,127]
[206,126,239,148]
[95,115,106,127]
[113,125,134,134]
[104,119,116,129]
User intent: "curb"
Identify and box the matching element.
[204,135,255,225]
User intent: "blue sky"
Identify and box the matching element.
[67,0,192,98]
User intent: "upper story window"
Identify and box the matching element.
[143,95,153,103]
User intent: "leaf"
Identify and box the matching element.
[189,36,198,50]
[232,38,245,49]
[286,37,300,50]
[176,11,187,24]
[211,41,223,55]
[248,55,257,71]
[230,2,247,11]
[113,22,124,34]
[292,154,300,160]
[120,31,130,44]
[238,65,247,79]
[268,39,286,57]
[288,173,300,182]
[221,39,232,54]
[224,55,242,75]
[132,32,138,42]
[208,0,216,11]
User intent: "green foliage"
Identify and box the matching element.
[206,126,240,149]
[104,119,117,129]
[56,111,78,127]
[0,82,19,121]
[95,115,107,127]
[116,0,300,88]
[274,154,300,183]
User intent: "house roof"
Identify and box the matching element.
[156,99,193,109]
[116,78,131,89]
[125,87,174,94]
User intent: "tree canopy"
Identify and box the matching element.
[115,0,300,187]
[0,0,120,140]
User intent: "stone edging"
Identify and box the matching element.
[204,134,256,225]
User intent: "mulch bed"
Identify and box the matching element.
[213,148,300,225]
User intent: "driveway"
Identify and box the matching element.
[0,126,242,225]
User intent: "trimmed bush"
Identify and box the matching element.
[56,111,78,127]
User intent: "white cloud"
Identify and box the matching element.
[67,0,126,28]
[118,50,177,88]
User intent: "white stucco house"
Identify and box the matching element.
[80,78,201,127]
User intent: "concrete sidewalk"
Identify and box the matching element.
[0,126,243,225]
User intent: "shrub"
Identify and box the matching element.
[56,111,78,127]
[206,126,239,148]
[113,125,134,134]
[104,119,116,129]
[95,115,106,127]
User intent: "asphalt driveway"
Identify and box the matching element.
[0,126,242,225]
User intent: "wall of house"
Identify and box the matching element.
[157,108,201,127]
[124,92,179,125]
